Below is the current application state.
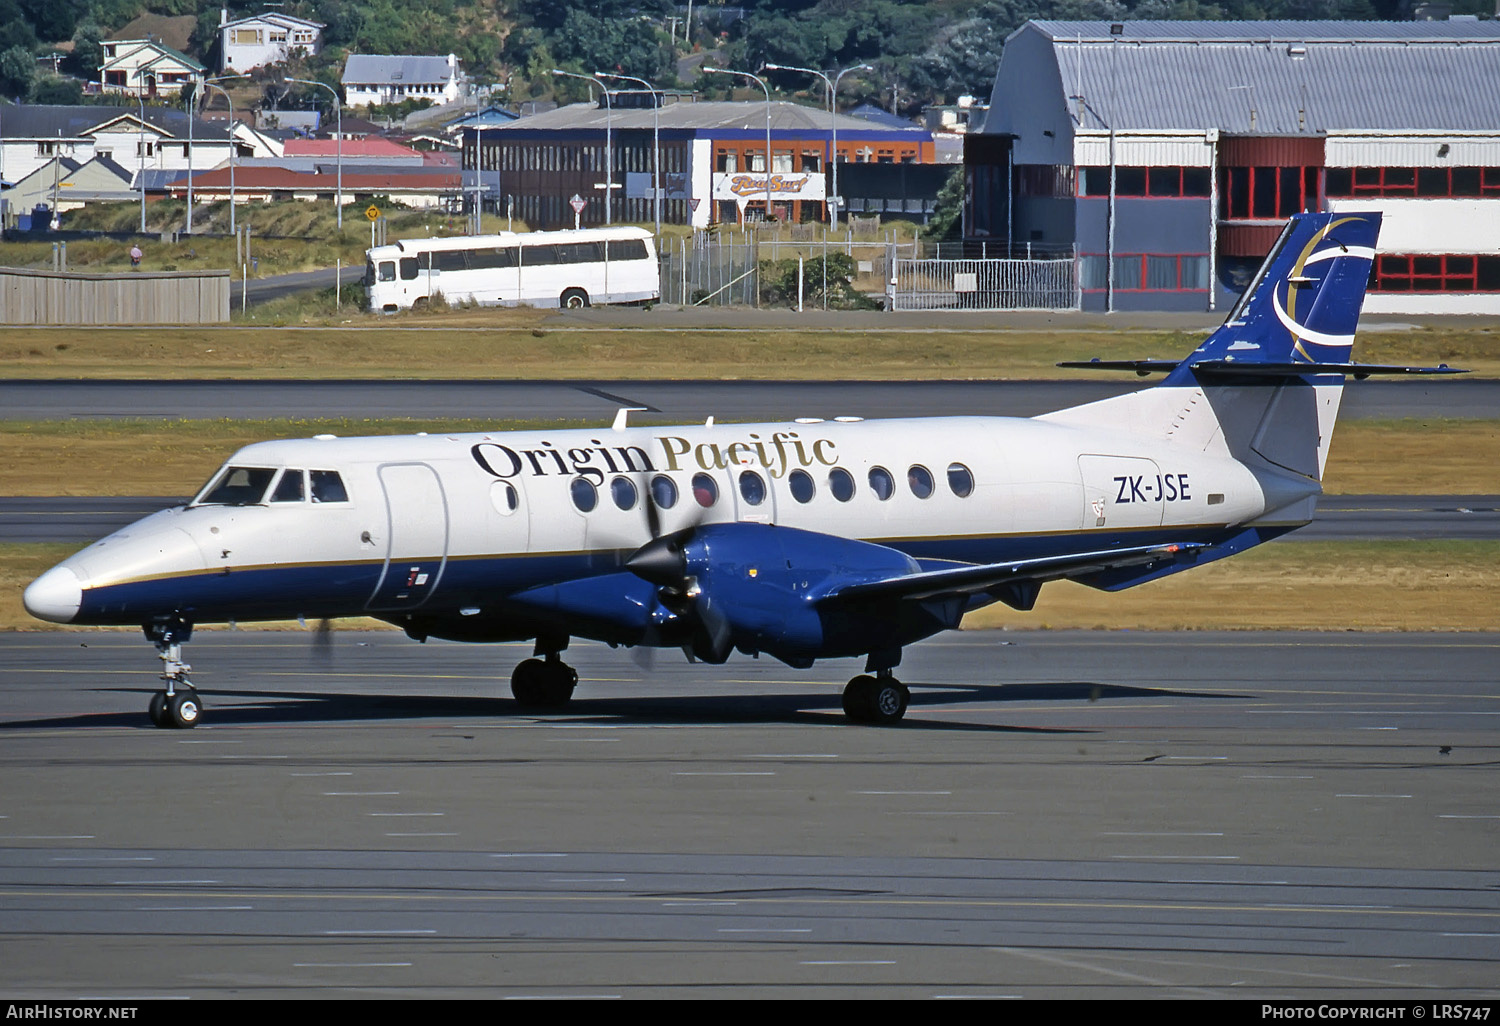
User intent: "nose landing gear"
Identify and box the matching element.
[144,619,201,729]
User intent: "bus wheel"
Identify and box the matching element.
[561,288,590,309]
[412,296,428,310]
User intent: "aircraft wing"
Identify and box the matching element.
[824,542,1205,605]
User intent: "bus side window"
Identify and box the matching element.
[399,258,418,280]
[417,252,431,270]
[609,239,647,261]
[378,261,396,282]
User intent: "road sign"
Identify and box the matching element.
[365,205,381,221]
[569,194,587,214]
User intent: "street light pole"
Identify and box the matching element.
[552,69,612,225]
[596,71,660,239]
[202,76,244,236]
[763,61,870,227]
[138,88,147,233]
[286,77,342,229]
[184,82,195,234]
[703,67,771,224]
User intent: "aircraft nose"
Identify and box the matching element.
[23,565,82,624]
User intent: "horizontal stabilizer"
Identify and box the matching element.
[1059,358,1467,379]
[827,542,1205,604]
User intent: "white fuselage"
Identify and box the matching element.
[31,407,1310,631]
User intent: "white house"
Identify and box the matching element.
[342,54,463,109]
[219,10,324,73]
[0,106,238,199]
[98,39,204,98]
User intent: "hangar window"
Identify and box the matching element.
[1219,166,1320,220]
[1084,254,1210,293]
[1327,166,1500,199]
[868,467,894,501]
[1079,166,1211,199]
[1373,254,1500,294]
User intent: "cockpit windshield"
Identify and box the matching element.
[194,466,276,506]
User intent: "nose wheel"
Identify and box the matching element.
[144,618,202,729]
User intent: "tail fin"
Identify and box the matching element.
[1042,212,1383,485]
[1167,211,1380,382]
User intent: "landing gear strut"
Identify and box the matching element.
[144,619,202,729]
[511,637,577,710]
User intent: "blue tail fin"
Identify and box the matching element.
[1169,212,1380,382]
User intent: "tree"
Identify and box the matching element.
[0,43,34,99]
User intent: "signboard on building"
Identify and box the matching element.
[710,171,827,210]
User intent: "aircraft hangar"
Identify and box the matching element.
[965,19,1500,314]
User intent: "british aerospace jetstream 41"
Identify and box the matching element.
[24,212,1460,728]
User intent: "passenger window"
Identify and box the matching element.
[378,261,395,282]
[309,470,349,503]
[692,472,718,507]
[908,464,934,499]
[829,468,855,502]
[490,481,518,515]
[270,469,305,503]
[738,470,766,506]
[611,476,637,510]
[198,466,275,505]
[650,475,678,509]
[570,477,598,512]
[788,469,815,503]
[947,462,974,497]
[868,467,894,501]
[399,257,418,280]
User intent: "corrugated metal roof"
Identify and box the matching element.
[0,105,232,142]
[343,54,456,86]
[495,100,926,136]
[1021,20,1500,133]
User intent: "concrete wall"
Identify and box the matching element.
[0,268,231,324]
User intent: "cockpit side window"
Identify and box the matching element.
[270,469,306,503]
[310,470,349,503]
[197,466,276,506]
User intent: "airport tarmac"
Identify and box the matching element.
[0,629,1495,999]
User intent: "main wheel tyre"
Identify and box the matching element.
[561,288,590,309]
[842,675,908,725]
[148,692,168,728]
[167,691,201,729]
[511,658,547,707]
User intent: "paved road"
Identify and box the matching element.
[0,629,1495,998]
[239,265,365,307]
[5,494,1498,545]
[2,377,1496,422]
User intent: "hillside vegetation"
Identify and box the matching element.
[6,0,1496,116]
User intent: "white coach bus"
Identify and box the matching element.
[366,226,660,312]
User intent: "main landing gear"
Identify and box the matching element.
[842,670,909,725]
[511,637,577,710]
[144,619,202,729]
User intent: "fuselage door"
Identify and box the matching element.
[1078,455,1166,531]
[367,462,450,611]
